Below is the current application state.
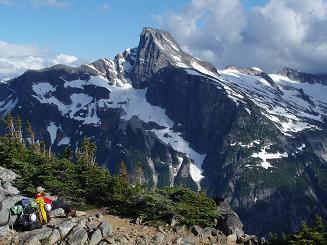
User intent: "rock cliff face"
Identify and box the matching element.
[0,27,326,236]
[130,28,218,88]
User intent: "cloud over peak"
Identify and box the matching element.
[158,0,327,73]
[0,41,80,76]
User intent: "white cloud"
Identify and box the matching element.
[158,0,327,73]
[0,41,80,76]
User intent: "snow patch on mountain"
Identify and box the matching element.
[251,146,288,169]
[150,128,205,182]
[33,82,100,125]
[32,82,56,96]
[99,82,172,126]
[47,122,60,144]
[0,97,18,115]
[63,76,111,90]
[189,163,204,182]
[58,136,70,146]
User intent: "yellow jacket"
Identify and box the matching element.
[35,197,47,223]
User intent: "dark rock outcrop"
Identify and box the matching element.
[279,67,327,85]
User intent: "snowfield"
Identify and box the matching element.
[217,69,327,135]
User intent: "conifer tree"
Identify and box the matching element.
[15,116,22,142]
[63,146,73,160]
[77,137,97,165]
[120,160,129,184]
[4,113,14,137]
[89,141,97,164]
[26,121,35,145]
[135,162,144,186]
[40,140,46,154]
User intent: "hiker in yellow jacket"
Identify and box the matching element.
[35,192,48,224]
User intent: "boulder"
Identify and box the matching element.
[89,228,103,245]
[23,236,42,245]
[190,225,203,236]
[216,198,244,236]
[66,224,88,245]
[202,227,217,238]
[50,208,66,218]
[20,227,53,245]
[98,221,112,238]
[86,219,100,231]
[75,211,87,217]
[238,234,260,245]
[227,234,237,244]
[153,233,165,243]
[0,167,23,227]
[57,220,77,239]
[173,225,185,234]
[48,229,61,245]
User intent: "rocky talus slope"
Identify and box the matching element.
[0,211,260,245]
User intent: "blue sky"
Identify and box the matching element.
[0,0,189,61]
[1,0,326,74]
[0,0,265,61]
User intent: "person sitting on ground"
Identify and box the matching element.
[35,186,76,218]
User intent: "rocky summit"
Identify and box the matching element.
[0,27,326,236]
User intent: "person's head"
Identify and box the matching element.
[36,186,45,194]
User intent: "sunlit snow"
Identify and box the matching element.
[47,122,60,144]
[251,146,288,169]
[57,136,70,146]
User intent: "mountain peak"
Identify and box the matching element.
[140,27,182,53]
[130,28,219,87]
